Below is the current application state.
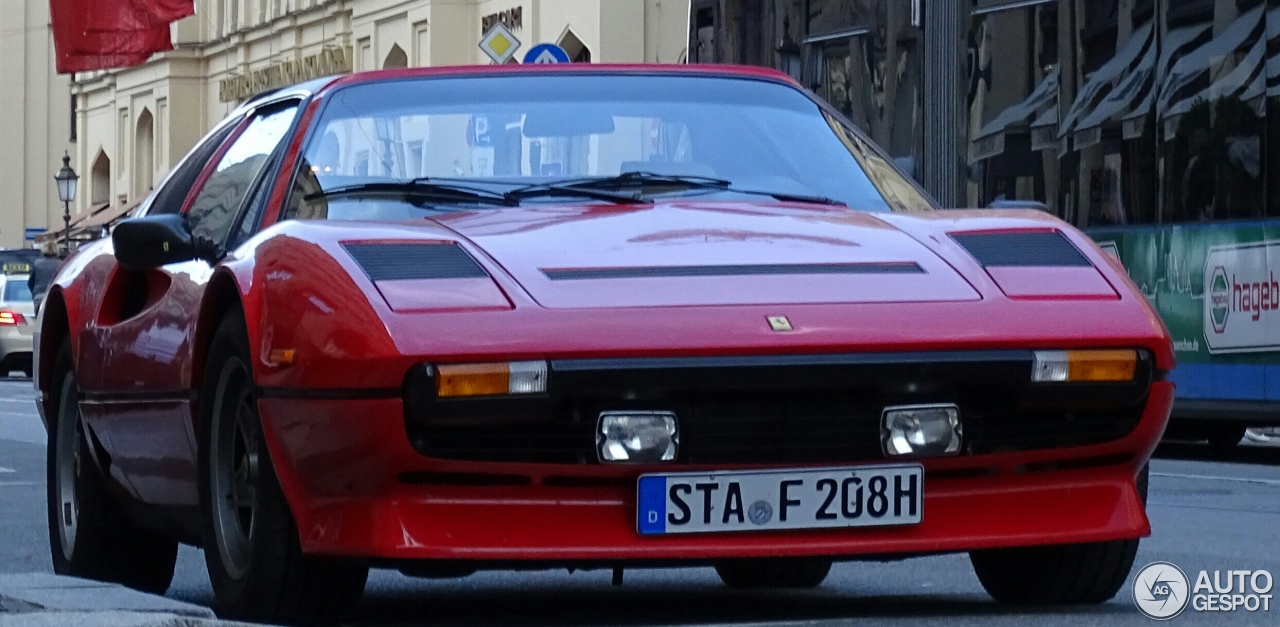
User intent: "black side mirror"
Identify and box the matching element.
[112,215,219,270]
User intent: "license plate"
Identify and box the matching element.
[637,464,923,535]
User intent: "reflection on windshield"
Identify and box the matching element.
[286,75,934,220]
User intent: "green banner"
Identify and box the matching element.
[1089,221,1280,365]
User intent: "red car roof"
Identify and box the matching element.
[324,63,799,92]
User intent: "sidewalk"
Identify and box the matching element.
[0,573,255,627]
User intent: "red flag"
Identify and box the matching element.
[49,0,195,74]
[83,0,196,32]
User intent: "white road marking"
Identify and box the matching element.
[0,467,14,473]
[0,481,37,487]
[1152,472,1280,487]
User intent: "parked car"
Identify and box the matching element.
[0,273,34,377]
[35,64,1174,625]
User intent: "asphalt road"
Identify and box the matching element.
[2,377,1278,626]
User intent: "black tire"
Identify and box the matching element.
[199,311,367,626]
[971,539,1139,605]
[1207,426,1245,452]
[715,558,832,589]
[46,338,178,594]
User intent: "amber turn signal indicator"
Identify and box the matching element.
[1032,349,1137,382]
[435,361,547,397]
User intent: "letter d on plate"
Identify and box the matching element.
[638,476,667,535]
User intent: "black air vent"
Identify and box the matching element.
[951,232,1091,267]
[542,262,923,281]
[343,243,488,281]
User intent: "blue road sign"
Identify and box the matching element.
[524,43,570,64]
[23,228,46,242]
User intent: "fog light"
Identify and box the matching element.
[597,411,678,463]
[881,404,962,457]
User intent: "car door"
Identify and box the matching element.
[82,100,301,507]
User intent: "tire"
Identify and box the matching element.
[1207,426,1245,452]
[715,558,832,589]
[199,311,367,626]
[971,539,1139,605]
[46,338,178,594]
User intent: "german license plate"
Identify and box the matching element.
[637,464,923,535]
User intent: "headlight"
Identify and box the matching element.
[881,404,962,457]
[596,411,679,463]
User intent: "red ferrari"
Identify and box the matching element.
[35,64,1173,625]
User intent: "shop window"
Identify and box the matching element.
[1080,0,1118,75]
[691,1,717,63]
[807,0,870,39]
[1167,0,1214,27]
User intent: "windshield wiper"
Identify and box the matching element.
[503,184,649,205]
[307,179,515,206]
[509,171,844,206]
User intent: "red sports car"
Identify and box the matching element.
[35,64,1173,625]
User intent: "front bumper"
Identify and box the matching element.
[256,372,1173,562]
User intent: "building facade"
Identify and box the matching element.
[697,0,1277,224]
[61,0,689,224]
[0,0,74,249]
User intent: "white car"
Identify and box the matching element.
[0,274,34,377]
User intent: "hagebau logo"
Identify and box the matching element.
[1209,266,1230,334]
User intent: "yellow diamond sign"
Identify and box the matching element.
[479,22,522,64]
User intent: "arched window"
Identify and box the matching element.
[91,150,111,206]
[383,44,408,69]
[135,109,155,198]
[558,29,591,63]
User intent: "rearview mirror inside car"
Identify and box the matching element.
[112,215,202,270]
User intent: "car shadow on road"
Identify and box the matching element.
[348,582,1131,626]
[1154,441,1280,466]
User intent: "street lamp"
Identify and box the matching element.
[53,151,78,256]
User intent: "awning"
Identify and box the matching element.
[49,1,196,74]
[1074,42,1157,149]
[1030,107,1057,152]
[35,198,140,244]
[1163,33,1267,129]
[1059,21,1154,140]
[1120,23,1212,139]
[971,69,1059,161]
[1157,3,1266,118]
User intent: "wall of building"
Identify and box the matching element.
[62,0,690,217]
[0,0,73,249]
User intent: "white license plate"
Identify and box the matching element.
[637,464,923,535]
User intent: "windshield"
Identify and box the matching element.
[3,279,31,302]
[285,74,932,220]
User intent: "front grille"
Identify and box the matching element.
[404,352,1150,465]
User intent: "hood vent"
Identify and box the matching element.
[951,231,1091,267]
[541,261,923,281]
[343,243,488,281]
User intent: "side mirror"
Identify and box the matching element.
[113,214,206,270]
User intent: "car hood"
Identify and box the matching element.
[431,201,980,309]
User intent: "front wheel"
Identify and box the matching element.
[715,558,832,589]
[970,539,1139,605]
[199,313,367,626]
